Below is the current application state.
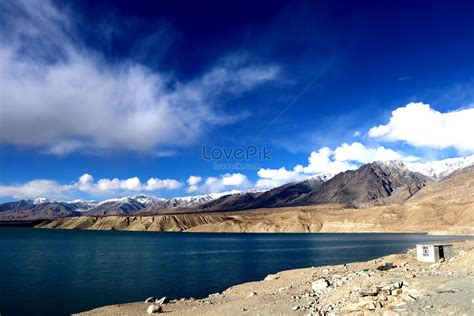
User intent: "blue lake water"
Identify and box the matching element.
[0,227,469,315]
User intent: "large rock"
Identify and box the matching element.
[312,278,330,291]
[147,305,163,314]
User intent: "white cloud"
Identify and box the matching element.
[0,174,183,200]
[254,142,418,190]
[186,176,202,186]
[333,142,419,163]
[186,176,202,193]
[0,0,279,155]
[302,147,358,174]
[255,167,307,189]
[0,180,73,200]
[78,173,94,185]
[146,178,182,190]
[186,173,251,193]
[369,102,474,153]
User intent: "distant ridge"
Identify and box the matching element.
[1,156,473,221]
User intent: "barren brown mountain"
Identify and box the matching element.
[37,165,474,234]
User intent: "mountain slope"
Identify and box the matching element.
[406,155,474,180]
[2,157,474,221]
[0,201,81,221]
[407,165,474,205]
[291,161,431,207]
[38,163,474,234]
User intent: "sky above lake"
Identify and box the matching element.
[1,0,474,201]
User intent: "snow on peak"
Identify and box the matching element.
[307,172,335,182]
[131,194,165,206]
[406,155,474,180]
[33,198,50,204]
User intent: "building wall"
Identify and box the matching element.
[416,245,454,262]
[443,246,454,259]
[417,245,436,262]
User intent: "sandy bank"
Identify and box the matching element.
[37,202,474,235]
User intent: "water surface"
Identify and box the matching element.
[0,227,468,315]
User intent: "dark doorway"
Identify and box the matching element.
[439,246,444,259]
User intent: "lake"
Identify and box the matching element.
[0,227,468,315]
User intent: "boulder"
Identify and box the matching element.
[147,305,163,314]
[391,289,402,296]
[246,292,257,299]
[312,278,330,291]
[359,287,379,297]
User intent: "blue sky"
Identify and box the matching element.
[1,0,474,201]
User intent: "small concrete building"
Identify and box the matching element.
[416,243,454,263]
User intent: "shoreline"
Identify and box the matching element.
[35,226,474,236]
[77,239,474,315]
[34,203,474,235]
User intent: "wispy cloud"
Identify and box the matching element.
[0,0,279,155]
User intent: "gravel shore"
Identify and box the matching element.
[77,239,474,315]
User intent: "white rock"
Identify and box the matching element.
[147,305,162,314]
[264,274,279,281]
[155,297,169,305]
[246,292,257,299]
[145,297,156,303]
[312,278,330,291]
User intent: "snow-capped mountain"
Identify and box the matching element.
[152,190,264,209]
[406,155,474,180]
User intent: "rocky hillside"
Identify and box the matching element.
[289,161,431,207]
[0,201,81,221]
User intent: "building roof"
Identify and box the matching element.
[416,243,453,247]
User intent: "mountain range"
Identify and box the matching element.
[1,155,473,221]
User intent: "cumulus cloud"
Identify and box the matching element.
[0,180,74,200]
[255,167,307,189]
[186,176,203,192]
[0,174,182,200]
[0,0,279,155]
[186,173,251,193]
[369,102,474,153]
[255,142,418,190]
[333,142,419,163]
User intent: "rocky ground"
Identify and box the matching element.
[77,239,474,315]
